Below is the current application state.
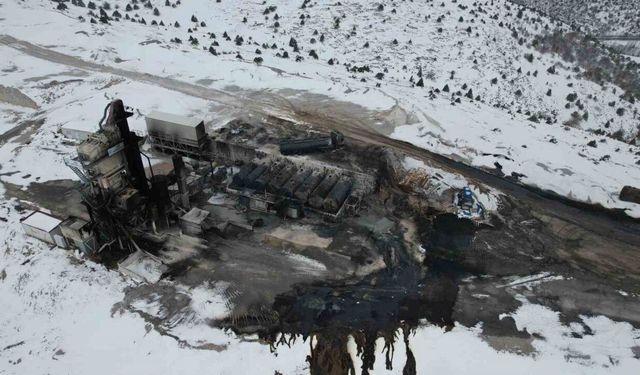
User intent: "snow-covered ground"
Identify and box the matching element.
[2,194,639,374]
[1,0,640,373]
[0,189,311,374]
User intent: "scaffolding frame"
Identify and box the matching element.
[148,134,209,159]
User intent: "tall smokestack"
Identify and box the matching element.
[172,154,190,210]
[106,99,149,195]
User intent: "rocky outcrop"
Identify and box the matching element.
[620,186,640,204]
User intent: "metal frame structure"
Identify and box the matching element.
[227,184,351,221]
[148,133,209,159]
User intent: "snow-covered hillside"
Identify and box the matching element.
[1,0,639,216]
[511,0,640,37]
[33,0,640,141]
[2,1,640,373]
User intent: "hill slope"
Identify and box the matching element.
[0,0,639,216]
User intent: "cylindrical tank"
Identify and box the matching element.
[279,137,332,155]
[294,170,325,202]
[323,177,352,213]
[244,164,267,188]
[308,173,339,209]
[150,175,170,204]
[282,168,312,197]
[267,165,297,194]
[252,163,284,191]
[150,174,171,227]
[230,162,256,188]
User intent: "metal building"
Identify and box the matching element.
[60,217,96,254]
[21,211,66,247]
[146,111,209,158]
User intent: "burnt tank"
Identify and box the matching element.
[279,131,344,155]
[293,170,325,202]
[323,177,353,213]
[230,162,256,189]
[252,163,284,191]
[308,173,339,209]
[282,168,312,197]
[150,174,171,227]
[244,164,267,189]
[267,165,297,194]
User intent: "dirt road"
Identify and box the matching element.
[3,34,640,287]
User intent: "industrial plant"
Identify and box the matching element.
[22,99,429,283]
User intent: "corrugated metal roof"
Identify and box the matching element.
[22,211,62,233]
[146,110,202,128]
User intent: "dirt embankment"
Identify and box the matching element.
[0,85,38,109]
[2,179,86,220]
